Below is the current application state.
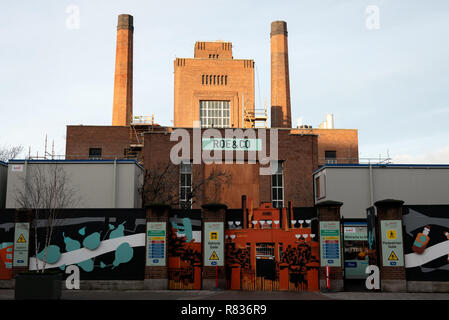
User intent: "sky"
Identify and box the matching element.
[0,0,448,163]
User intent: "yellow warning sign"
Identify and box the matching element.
[209,251,219,260]
[209,232,218,241]
[388,251,399,261]
[17,234,26,243]
[386,229,397,240]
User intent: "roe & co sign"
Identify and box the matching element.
[202,138,262,151]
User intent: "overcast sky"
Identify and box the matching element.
[1,0,448,163]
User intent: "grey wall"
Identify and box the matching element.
[5,160,143,209]
[314,166,449,218]
[0,162,7,208]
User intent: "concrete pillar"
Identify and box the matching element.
[317,200,344,292]
[201,204,227,290]
[12,209,33,278]
[375,199,407,292]
[144,204,170,290]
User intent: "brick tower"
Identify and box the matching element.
[271,21,292,128]
[112,14,134,126]
[173,41,255,128]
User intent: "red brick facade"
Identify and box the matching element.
[143,128,318,209]
[292,128,359,165]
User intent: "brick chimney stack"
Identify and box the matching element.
[112,14,134,126]
[270,21,292,128]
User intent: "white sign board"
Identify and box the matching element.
[204,222,224,267]
[146,222,166,266]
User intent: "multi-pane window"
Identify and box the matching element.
[325,150,337,164]
[89,148,102,160]
[271,161,284,208]
[179,161,192,209]
[200,100,230,128]
[255,243,275,257]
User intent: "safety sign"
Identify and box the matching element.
[320,221,341,267]
[381,220,404,266]
[209,251,219,260]
[13,222,29,267]
[146,222,166,266]
[204,222,223,266]
[388,251,399,261]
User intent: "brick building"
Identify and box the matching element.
[143,128,318,209]
[65,14,359,210]
[174,42,255,128]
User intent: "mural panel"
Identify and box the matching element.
[29,209,146,280]
[168,209,202,289]
[0,210,14,280]
[225,204,319,291]
[403,205,449,281]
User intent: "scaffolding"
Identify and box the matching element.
[244,106,269,128]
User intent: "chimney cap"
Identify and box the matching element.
[271,20,288,37]
[117,14,134,31]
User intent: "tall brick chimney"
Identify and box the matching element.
[270,21,292,128]
[112,14,133,126]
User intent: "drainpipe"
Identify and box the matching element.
[112,159,117,208]
[369,161,374,206]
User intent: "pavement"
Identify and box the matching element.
[1,289,449,300]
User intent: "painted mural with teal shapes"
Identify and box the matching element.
[30,209,146,280]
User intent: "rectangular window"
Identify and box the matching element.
[271,161,284,208]
[325,150,337,164]
[89,148,102,160]
[199,100,231,128]
[255,243,275,257]
[179,161,192,209]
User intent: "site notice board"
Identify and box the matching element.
[380,220,404,267]
[204,222,224,266]
[146,222,166,266]
[320,221,342,267]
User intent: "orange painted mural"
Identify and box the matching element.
[168,209,202,289]
[225,202,319,291]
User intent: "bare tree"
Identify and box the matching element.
[139,162,231,208]
[0,145,23,162]
[15,163,78,272]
